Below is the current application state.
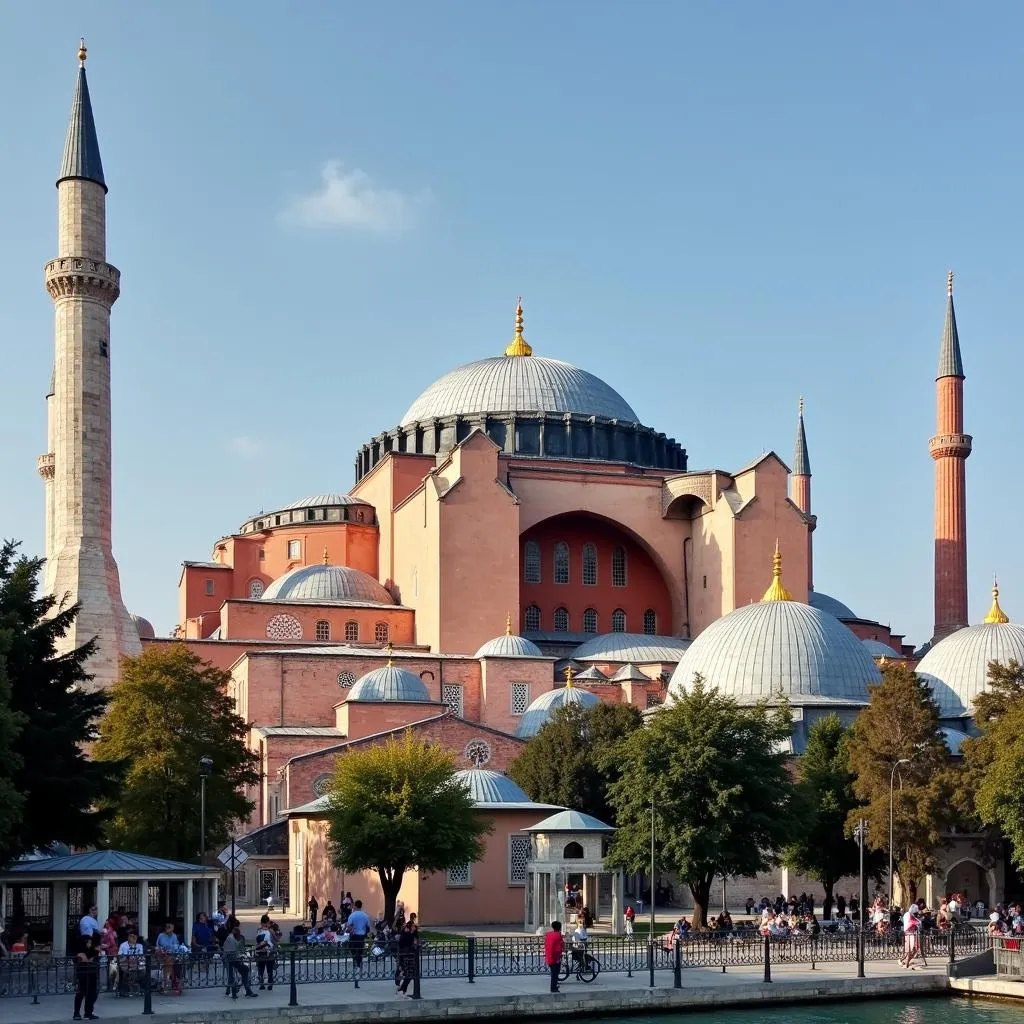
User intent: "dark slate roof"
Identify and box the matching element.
[793,404,810,476]
[57,67,106,191]
[9,851,207,875]
[937,276,964,379]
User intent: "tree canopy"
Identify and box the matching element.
[94,644,259,861]
[844,662,952,904]
[325,732,493,923]
[606,677,797,928]
[783,713,875,915]
[508,700,642,824]
[0,541,118,865]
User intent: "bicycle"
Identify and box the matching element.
[558,947,600,983]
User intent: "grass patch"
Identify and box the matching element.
[419,930,468,943]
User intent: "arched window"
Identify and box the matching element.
[554,542,570,585]
[315,620,331,641]
[344,620,359,642]
[583,608,598,634]
[524,541,541,584]
[611,609,626,633]
[374,622,389,644]
[643,609,657,635]
[553,607,569,633]
[524,605,541,632]
[582,543,597,586]
[563,841,584,859]
[248,578,264,599]
[611,545,627,587]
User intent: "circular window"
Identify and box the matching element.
[266,613,302,640]
[464,739,492,767]
[312,774,333,797]
[338,671,356,688]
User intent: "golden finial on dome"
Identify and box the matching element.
[322,545,329,565]
[983,575,1010,624]
[385,640,395,663]
[505,613,513,636]
[564,665,575,688]
[761,541,794,603]
[504,296,534,357]
[947,269,954,297]
[78,38,87,65]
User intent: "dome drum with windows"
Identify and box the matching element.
[356,301,686,481]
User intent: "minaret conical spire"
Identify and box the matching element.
[793,396,810,477]
[57,39,106,192]
[937,270,963,379]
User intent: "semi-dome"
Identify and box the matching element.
[571,633,691,664]
[862,638,901,659]
[915,584,1024,718]
[475,618,545,658]
[809,590,857,620]
[515,684,600,739]
[130,613,155,640]
[669,549,880,706]
[347,663,431,703]
[262,563,394,606]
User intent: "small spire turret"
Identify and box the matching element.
[937,269,964,379]
[504,297,533,357]
[58,40,106,191]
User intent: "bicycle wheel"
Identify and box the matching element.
[577,955,599,983]
[557,958,570,982]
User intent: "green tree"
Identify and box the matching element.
[783,714,874,917]
[0,541,118,864]
[325,732,493,923]
[508,700,642,823]
[0,616,26,865]
[94,644,259,861]
[606,677,797,929]
[961,660,1024,869]
[845,662,952,904]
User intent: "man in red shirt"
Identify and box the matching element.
[544,921,565,993]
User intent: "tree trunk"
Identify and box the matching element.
[906,878,918,906]
[822,880,835,920]
[377,867,405,925]
[689,877,713,930]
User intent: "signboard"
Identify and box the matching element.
[217,843,249,869]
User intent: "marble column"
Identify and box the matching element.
[52,882,69,956]
[611,872,622,936]
[96,878,110,933]
[137,880,149,943]
[184,880,194,939]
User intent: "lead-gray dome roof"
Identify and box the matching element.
[862,639,901,658]
[131,613,155,640]
[453,769,559,809]
[348,664,431,703]
[262,564,394,606]
[515,686,601,738]
[809,591,857,620]
[668,600,880,706]
[401,356,639,426]
[279,493,371,510]
[571,633,691,664]
[915,621,1024,718]
[475,631,545,659]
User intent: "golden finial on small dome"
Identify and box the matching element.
[385,640,395,663]
[947,269,954,297]
[322,546,329,565]
[504,297,533,357]
[983,575,1010,624]
[761,541,794,603]
[564,665,575,688]
[78,39,87,65]
[505,613,513,636]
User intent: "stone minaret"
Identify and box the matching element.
[929,270,971,642]
[790,397,815,591]
[39,42,139,686]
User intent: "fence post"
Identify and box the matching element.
[30,961,38,1005]
[948,927,956,969]
[626,936,633,978]
[142,954,153,1015]
[647,939,654,988]
[289,949,298,1007]
[762,934,771,984]
[673,939,682,989]
[411,945,422,1000]
[856,929,865,979]
[811,935,816,971]
[467,936,476,983]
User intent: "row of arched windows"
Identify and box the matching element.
[311,620,390,643]
[523,606,657,635]
[523,541,627,587]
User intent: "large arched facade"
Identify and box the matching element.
[944,857,997,910]
[519,512,674,638]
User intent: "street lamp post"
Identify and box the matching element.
[649,796,656,988]
[888,758,911,906]
[855,817,867,979]
[198,757,214,864]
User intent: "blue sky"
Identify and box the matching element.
[1,1,1021,644]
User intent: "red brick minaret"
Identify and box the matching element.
[929,270,971,641]
[790,397,815,590]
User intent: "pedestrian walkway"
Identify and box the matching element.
[6,958,951,1023]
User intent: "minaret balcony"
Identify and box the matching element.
[928,433,972,460]
[44,258,120,304]
[37,452,55,479]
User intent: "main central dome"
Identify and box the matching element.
[401,355,639,426]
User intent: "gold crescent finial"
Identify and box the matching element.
[564,665,575,688]
[984,575,1010,624]
[385,640,394,663]
[798,396,804,415]
[505,613,513,636]
[78,39,87,65]
[947,269,954,297]
[761,541,794,602]
[504,297,533,357]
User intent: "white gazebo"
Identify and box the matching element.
[523,810,624,935]
[0,851,221,955]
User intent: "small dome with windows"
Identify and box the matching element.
[515,677,600,739]
[475,616,545,658]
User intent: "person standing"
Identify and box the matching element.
[221,923,257,998]
[394,919,418,999]
[78,904,101,953]
[255,914,277,990]
[308,895,319,927]
[72,935,100,1019]
[345,900,371,988]
[544,921,565,994]
[624,902,635,938]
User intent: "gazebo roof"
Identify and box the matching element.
[5,850,215,876]
[525,810,615,833]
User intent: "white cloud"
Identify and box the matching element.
[281,161,422,232]
[226,435,274,459]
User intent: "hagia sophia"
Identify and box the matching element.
[33,47,1024,924]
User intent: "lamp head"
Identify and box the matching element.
[199,756,214,776]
